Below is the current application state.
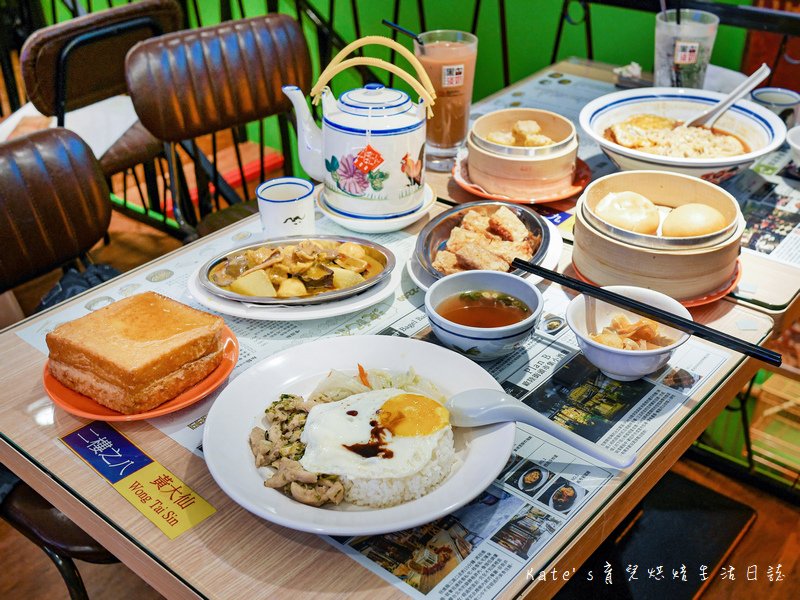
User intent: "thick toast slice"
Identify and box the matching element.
[49,349,223,414]
[46,291,224,393]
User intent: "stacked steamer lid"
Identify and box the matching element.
[572,170,745,303]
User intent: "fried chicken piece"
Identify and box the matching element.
[249,427,275,468]
[489,206,530,242]
[289,478,346,507]
[455,243,510,272]
[432,250,462,275]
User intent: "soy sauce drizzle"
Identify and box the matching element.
[343,418,394,459]
[346,410,358,416]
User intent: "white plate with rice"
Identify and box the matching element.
[203,335,515,536]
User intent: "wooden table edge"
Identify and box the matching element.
[0,439,202,600]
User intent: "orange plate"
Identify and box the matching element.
[571,260,743,308]
[43,326,239,422]
[452,156,591,204]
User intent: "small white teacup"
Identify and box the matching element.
[256,177,316,239]
[750,87,800,128]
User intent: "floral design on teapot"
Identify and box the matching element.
[325,151,391,197]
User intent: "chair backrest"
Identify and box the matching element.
[125,13,312,142]
[0,129,111,292]
[20,0,182,122]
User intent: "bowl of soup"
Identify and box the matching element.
[424,270,543,361]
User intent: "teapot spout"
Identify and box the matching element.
[282,85,325,181]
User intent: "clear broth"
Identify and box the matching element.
[436,290,530,328]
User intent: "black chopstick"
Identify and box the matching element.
[511,258,782,367]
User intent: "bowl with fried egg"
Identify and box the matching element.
[579,87,786,183]
[466,108,578,198]
[565,285,691,381]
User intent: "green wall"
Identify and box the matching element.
[44,0,753,176]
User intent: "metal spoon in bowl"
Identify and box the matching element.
[446,389,636,470]
[683,63,770,129]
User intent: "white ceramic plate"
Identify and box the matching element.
[406,216,563,291]
[202,335,515,536]
[187,261,402,321]
[317,184,436,234]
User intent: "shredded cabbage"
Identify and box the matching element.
[308,366,446,404]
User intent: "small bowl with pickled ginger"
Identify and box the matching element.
[565,285,691,381]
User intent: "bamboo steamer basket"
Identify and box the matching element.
[572,171,744,301]
[467,108,578,198]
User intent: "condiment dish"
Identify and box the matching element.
[424,270,543,362]
[565,285,691,381]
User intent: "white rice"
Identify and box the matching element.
[342,427,455,508]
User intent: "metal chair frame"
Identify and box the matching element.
[46,11,185,239]
[54,16,163,126]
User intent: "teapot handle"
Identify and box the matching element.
[312,57,435,117]
[310,36,437,113]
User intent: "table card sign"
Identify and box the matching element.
[61,421,215,539]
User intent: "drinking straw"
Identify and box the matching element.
[674,0,683,86]
[382,19,425,53]
[510,258,782,367]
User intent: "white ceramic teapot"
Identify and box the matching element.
[283,36,436,220]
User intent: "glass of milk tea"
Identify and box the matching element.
[414,30,478,172]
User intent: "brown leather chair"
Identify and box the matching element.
[0,128,118,599]
[0,476,118,600]
[125,13,312,236]
[0,128,111,293]
[19,0,183,234]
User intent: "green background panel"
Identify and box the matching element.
[43,0,753,179]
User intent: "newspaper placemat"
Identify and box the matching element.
[723,148,800,268]
[17,210,735,599]
[320,286,729,600]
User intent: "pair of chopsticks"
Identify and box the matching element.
[510,258,782,367]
